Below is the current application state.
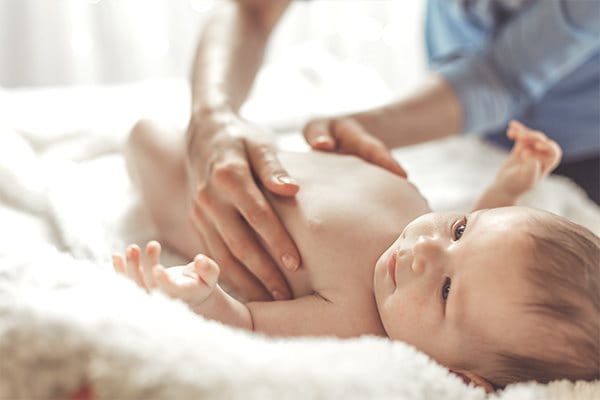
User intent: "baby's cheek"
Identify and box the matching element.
[385,294,428,340]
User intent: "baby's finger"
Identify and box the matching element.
[143,241,161,288]
[534,140,549,151]
[193,254,220,288]
[508,126,533,143]
[126,245,146,289]
[153,265,201,299]
[152,265,179,297]
[112,254,126,275]
[507,120,525,140]
[508,121,546,142]
[541,140,562,173]
[528,130,549,144]
[521,148,533,159]
[533,138,557,153]
[509,120,526,130]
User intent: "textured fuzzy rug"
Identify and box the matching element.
[1,244,599,400]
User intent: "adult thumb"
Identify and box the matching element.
[303,119,336,151]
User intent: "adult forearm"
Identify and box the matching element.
[183,1,301,304]
[352,75,464,148]
[190,0,288,115]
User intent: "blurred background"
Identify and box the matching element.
[0,0,427,94]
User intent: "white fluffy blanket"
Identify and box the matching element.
[0,78,599,399]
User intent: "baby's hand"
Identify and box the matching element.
[495,121,562,196]
[112,241,220,308]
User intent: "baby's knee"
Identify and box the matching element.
[127,119,174,162]
[125,118,185,168]
[128,119,157,148]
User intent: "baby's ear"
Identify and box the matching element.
[451,370,495,393]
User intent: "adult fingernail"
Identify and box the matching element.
[315,135,332,145]
[282,253,298,271]
[272,290,286,301]
[277,175,297,185]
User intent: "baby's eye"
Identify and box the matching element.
[442,278,451,301]
[453,218,467,241]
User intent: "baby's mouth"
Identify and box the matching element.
[387,249,398,286]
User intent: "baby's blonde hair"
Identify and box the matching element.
[489,214,599,389]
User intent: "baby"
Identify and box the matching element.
[114,120,599,391]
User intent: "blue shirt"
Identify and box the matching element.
[426,0,600,161]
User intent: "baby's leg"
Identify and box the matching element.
[125,119,207,259]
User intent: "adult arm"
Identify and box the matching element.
[305,1,599,156]
[436,0,600,135]
[303,72,464,160]
[186,0,300,302]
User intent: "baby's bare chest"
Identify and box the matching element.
[266,151,430,298]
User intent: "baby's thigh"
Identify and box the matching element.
[126,119,207,259]
[127,119,185,165]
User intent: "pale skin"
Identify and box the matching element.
[115,120,561,392]
[186,0,463,301]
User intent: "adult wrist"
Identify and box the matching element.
[350,108,391,143]
[190,102,237,127]
[186,105,238,153]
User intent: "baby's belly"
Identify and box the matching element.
[265,151,430,298]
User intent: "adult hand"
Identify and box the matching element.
[303,116,407,178]
[185,110,300,302]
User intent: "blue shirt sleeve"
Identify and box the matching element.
[437,0,600,134]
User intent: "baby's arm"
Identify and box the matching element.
[113,242,351,336]
[113,242,252,330]
[473,120,562,210]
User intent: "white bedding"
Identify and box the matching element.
[0,74,599,399]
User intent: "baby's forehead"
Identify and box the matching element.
[471,221,534,262]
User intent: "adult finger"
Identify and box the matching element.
[217,161,301,275]
[245,139,299,197]
[192,202,273,302]
[214,150,300,276]
[332,119,407,178]
[303,119,336,150]
[199,186,292,300]
[210,205,292,301]
[364,143,408,178]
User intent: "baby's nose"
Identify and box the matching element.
[411,235,444,273]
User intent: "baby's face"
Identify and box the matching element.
[374,206,538,379]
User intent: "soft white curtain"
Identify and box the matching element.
[0,0,426,91]
[0,0,212,87]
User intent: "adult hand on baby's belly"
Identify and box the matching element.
[302,116,407,178]
[185,111,301,302]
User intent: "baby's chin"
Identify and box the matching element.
[372,247,395,306]
[373,247,391,279]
